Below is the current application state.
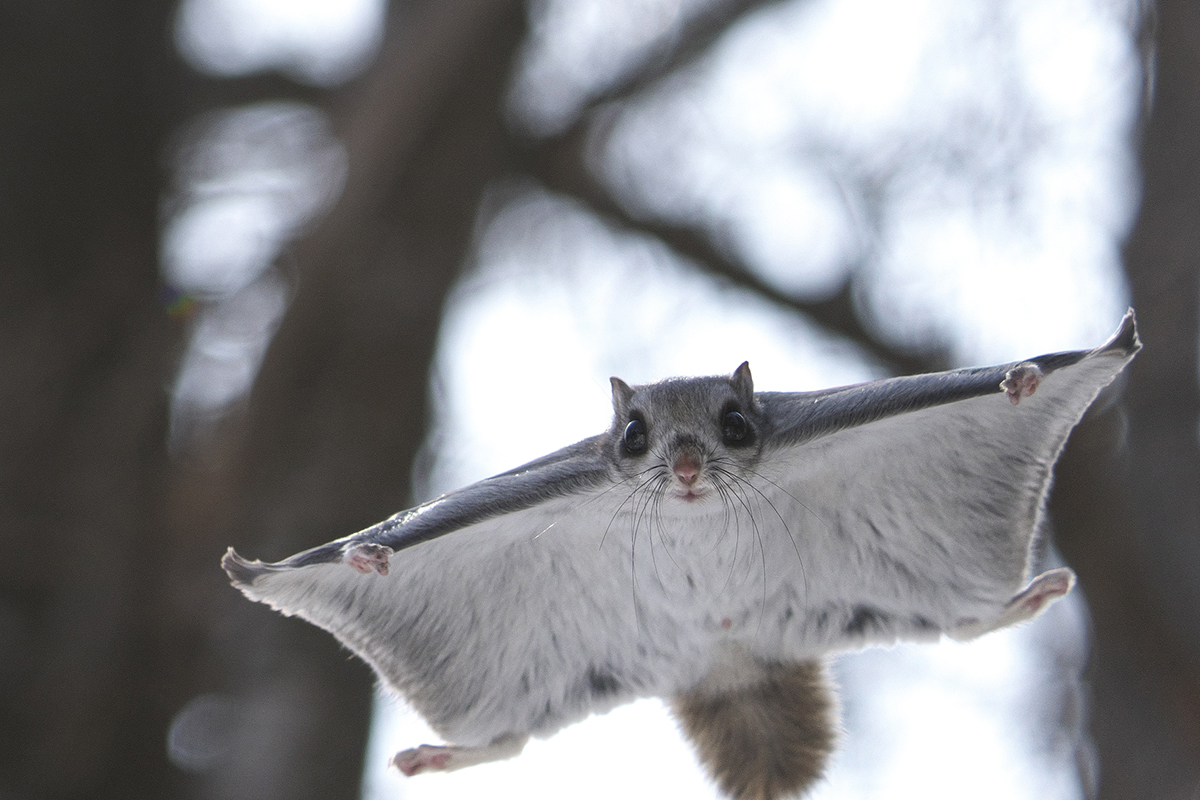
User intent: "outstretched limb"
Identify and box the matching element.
[951,567,1076,640]
[391,733,529,776]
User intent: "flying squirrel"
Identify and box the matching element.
[224,310,1140,799]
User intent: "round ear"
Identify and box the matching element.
[731,361,755,407]
[610,377,635,416]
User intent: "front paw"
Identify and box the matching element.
[1000,362,1043,405]
[342,542,393,575]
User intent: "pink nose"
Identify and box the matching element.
[674,454,701,486]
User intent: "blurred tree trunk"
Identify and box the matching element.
[0,1,186,798]
[0,1,525,799]
[1054,1,1200,796]
[177,2,528,800]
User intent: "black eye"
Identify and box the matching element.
[623,418,648,455]
[722,411,748,444]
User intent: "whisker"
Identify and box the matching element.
[654,480,695,581]
[628,478,652,634]
[700,448,737,559]
[642,477,666,588]
[532,466,655,543]
[600,470,661,552]
[615,466,668,633]
[740,464,832,536]
[713,470,768,624]
[631,470,671,589]
[711,476,744,594]
[714,465,810,608]
[709,476,736,554]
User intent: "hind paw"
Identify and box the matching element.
[391,734,528,776]
[392,745,454,776]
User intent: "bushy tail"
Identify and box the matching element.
[673,660,838,800]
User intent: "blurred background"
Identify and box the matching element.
[2,0,1198,798]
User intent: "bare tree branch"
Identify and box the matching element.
[523,125,940,376]
[505,0,941,376]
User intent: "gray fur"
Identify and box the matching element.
[223,310,1139,796]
